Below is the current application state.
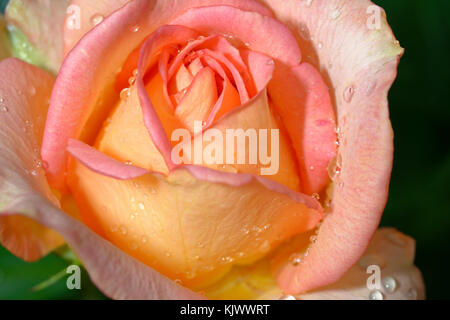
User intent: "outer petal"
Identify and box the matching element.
[294,229,425,300]
[63,0,272,56]
[0,58,64,261]
[0,58,203,300]
[259,0,404,293]
[5,0,70,73]
[225,229,424,300]
[42,0,272,188]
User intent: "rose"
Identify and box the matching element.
[0,0,424,299]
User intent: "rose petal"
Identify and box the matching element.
[67,146,321,288]
[284,229,425,300]
[63,0,272,56]
[6,0,70,73]
[213,228,424,300]
[259,0,404,294]
[269,62,337,195]
[0,59,202,300]
[0,58,64,261]
[174,66,218,131]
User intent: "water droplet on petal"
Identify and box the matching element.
[312,193,320,201]
[343,85,355,103]
[0,106,8,113]
[369,290,384,300]
[141,235,148,244]
[289,253,302,266]
[131,25,140,33]
[120,88,131,100]
[91,14,104,26]
[280,295,296,300]
[330,9,341,20]
[382,276,397,293]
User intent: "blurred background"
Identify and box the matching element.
[0,0,449,299]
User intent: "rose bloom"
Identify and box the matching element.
[0,0,425,300]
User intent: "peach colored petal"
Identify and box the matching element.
[174,66,218,131]
[67,151,321,288]
[293,229,425,300]
[258,0,404,294]
[6,0,70,73]
[0,58,64,261]
[222,228,424,300]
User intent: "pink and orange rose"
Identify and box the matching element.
[0,0,424,299]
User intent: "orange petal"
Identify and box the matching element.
[67,158,321,289]
[186,90,301,191]
[175,66,218,131]
[96,71,185,174]
[168,63,194,95]
[0,58,64,261]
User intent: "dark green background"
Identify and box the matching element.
[0,0,449,299]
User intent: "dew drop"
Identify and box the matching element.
[330,8,341,20]
[266,59,274,66]
[141,235,148,244]
[309,165,315,171]
[165,251,171,257]
[30,169,38,177]
[327,154,342,181]
[369,290,384,300]
[128,76,136,86]
[91,14,104,26]
[280,295,296,300]
[138,202,145,210]
[0,106,8,113]
[317,42,323,49]
[343,85,355,103]
[120,88,131,100]
[29,86,36,96]
[309,235,318,244]
[312,193,320,201]
[382,276,397,294]
[304,0,312,7]
[174,279,183,285]
[289,253,302,266]
[131,25,140,33]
